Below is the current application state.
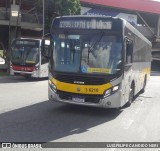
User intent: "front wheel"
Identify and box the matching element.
[126,83,134,107]
[141,76,147,94]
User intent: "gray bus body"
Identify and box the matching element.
[47,16,152,108]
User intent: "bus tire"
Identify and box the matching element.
[141,76,147,94]
[126,83,135,107]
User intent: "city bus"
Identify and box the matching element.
[10,38,49,78]
[42,16,152,108]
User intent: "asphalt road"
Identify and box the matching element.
[0,74,160,151]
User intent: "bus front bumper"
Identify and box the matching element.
[10,68,39,78]
[48,86,122,108]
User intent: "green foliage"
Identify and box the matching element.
[36,0,81,33]
[56,0,81,16]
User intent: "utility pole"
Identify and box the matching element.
[15,0,21,38]
[43,0,45,37]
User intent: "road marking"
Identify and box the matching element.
[34,81,47,86]
[134,100,144,114]
[121,96,145,129]
[120,108,135,129]
[122,119,134,129]
[108,148,116,151]
[137,125,147,140]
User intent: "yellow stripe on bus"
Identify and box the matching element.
[142,67,151,77]
[139,67,151,84]
[51,78,112,95]
[143,68,151,75]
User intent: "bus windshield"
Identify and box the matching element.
[52,32,122,75]
[11,40,39,66]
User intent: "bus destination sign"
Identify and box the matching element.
[16,41,36,46]
[59,19,112,29]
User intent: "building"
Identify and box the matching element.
[0,0,42,50]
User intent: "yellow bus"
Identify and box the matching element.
[42,16,152,108]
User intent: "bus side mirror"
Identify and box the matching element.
[41,39,50,58]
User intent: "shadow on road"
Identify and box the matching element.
[0,76,48,83]
[0,101,122,142]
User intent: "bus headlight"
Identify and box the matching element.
[49,80,57,93]
[112,85,119,92]
[104,84,120,98]
[34,65,39,70]
[104,89,112,97]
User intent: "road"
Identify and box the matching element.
[0,74,160,151]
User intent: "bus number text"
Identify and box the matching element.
[86,88,99,93]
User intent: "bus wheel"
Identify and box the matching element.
[126,83,134,107]
[141,76,147,94]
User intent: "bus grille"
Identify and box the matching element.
[58,91,102,104]
[54,74,109,85]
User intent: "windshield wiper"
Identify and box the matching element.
[87,32,104,64]
[90,32,104,52]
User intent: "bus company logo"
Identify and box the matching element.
[77,87,81,92]
[2,143,12,148]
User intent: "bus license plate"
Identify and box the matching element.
[72,97,85,103]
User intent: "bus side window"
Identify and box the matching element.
[126,39,133,64]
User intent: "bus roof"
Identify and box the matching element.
[122,19,152,46]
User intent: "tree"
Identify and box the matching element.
[36,0,81,33]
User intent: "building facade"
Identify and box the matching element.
[0,0,42,50]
